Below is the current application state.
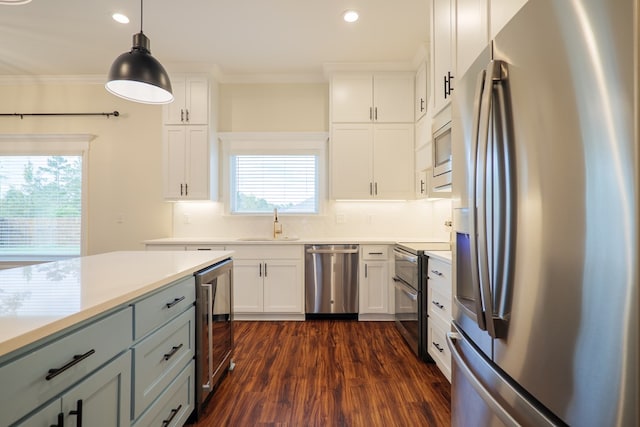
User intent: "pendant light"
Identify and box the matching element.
[106,0,173,104]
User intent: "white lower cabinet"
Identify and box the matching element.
[227,245,304,319]
[427,256,453,381]
[358,245,393,319]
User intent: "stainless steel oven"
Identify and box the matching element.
[393,246,428,360]
[194,258,233,419]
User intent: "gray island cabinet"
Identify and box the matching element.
[0,250,232,427]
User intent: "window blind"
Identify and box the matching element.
[231,155,318,214]
[0,155,82,257]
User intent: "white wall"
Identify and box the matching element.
[0,80,172,254]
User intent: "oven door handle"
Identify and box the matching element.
[393,277,418,300]
[393,248,418,264]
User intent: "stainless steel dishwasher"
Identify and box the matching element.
[305,244,359,319]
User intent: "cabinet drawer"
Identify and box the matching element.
[133,361,195,427]
[361,245,388,260]
[132,307,195,418]
[225,244,302,260]
[427,257,452,294]
[0,307,133,426]
[428,285,452,324]
[428,319,451,381]
[134,276,195,340]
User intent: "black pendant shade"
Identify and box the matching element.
[105,1,173,104]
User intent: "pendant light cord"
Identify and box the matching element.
[140,0,144,33]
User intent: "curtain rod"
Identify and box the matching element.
[0,111,120,119]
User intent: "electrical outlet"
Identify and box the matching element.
[336,213,346,224]
[116,214,124,224]
[183,213,191,224]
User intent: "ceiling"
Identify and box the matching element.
[0,0,430,82]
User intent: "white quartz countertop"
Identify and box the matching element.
[425,250,452,263]
[0,250,232,360]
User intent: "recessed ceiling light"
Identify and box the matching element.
[343,10,359,23]
[112,13,130,24]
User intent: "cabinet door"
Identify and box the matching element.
[373,73,414,123]
[184,125,210,199]
[263,259,303,313]
[164,76,209,125]
[62,351,131,427]
[359,261,389,314]
[331,73,373,123]
[164,127,187,199]
[163,126,210,200]
[456,0,488,77]
[331,124,374,199]
[19,399,62,427]
[233,260,264,313]
[432,0,455,114]
[415,62,428,121]
[373,124,414,199]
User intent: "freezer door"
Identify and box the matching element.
[488,0,637,426]
[447,323,561,427]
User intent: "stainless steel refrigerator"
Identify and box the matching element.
[449,0,638,426]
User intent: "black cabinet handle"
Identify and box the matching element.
[448,71,455,94]
[161,404,182,426]
[420,98,425,112]
[185,183,188,196]
[432,300,445,309]
[259,263,262,277]
[50,412,64,427]
[443,75,448,98]
[46,349,95,380]
[368,252,384,255]
[163,343,184,361]
[180,109,184,122]
[186,109,190,122]
[264,263,268,277]
[180,183,184,196]
[69,400,83,427]
[433,342,444,353]
[430,269,443,277]
[166,296,185,309]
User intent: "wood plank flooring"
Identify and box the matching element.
[191,320,451,426]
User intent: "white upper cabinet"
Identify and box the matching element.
[163,126,211,200]
[432,0,456,115]
[331,123,413,200]
[163,75,209,125]
[415,62,428,121]
[331,72,414,123]
[456,0,489,78]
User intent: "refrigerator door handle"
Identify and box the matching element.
[469,68,489,331]
[447,331,520,427]
[475,61,497,337]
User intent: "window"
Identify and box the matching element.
[0,134,91,261]
[220,132,328,215]
[231,154,318,214]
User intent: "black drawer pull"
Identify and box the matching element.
[166,296,186,309]
[430,269,443,277]
[69,399,83,427]
[433,342,444,353]
[162,404,183,426]
[432,300,445,309]
[163,343,184,361]
[46,349,95,380]
[368,252,384,255]
[50,412,64,427]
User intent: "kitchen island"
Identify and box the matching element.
[0,250,232,426]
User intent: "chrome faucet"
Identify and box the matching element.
[273,208,283,239]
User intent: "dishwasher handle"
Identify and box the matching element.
[306,248,359,254]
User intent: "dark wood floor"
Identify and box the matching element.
[191,320,451,426]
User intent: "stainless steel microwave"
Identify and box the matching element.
[432,121,452,190]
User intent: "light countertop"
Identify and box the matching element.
[145,237,450,246]
[425,250,452,263]
[0,250,232,360]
